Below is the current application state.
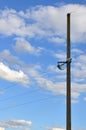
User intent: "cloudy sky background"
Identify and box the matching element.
[0,0,86,130]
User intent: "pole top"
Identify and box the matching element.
[67,13,71,16]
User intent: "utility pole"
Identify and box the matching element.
[66,13,71,130]
[57,13,72,130]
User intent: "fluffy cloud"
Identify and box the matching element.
[27,4,86,43]
[0,4,86,42]
[0,119,32,129]
[0,4,86,100]
[0,62,29,85]
[0,8,44,37]
[0,49,19,64]
[0,9,25,36]
[0,128,5,130]
[46,127,65,130]
[14,54,85,100]
[52,128,65,130]
[84,97,86,101]
[72,54,86,83]
[14,37,44,55]
[0,49,86,100]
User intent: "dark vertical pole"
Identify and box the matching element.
[66,13,71,130]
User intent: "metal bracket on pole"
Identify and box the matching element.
[57,58,72,70]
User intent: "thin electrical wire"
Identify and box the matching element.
[0,72,59,104]
[0,95,59,111]
[0,88,40,102]
[0,83,18,91]
[0,71,54,91]
[0,70,62,106]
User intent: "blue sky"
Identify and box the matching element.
[0,0,86,130]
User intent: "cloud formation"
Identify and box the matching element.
[0,4,86,42]
[0,128,5,130]
[46,127,65,130]
[0,4,86,100]
[14,37,44,55]
[0,119,32,129]
[0,62,29,85]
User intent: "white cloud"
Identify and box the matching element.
[0,119,32,129]
[0,62,29,85]
[72,54,86,83]
[14,37,44,55]
[0,4,86,100]
[0,128,5,130]
[0,8,26,36]
[71,48,83,54]
[0,49,19,64]
[52,128,65,130]
[83,97,86,101]
[26,62,86,100]
[0,49,86,100]
[46,127,65,130]
[0,49,31,71]
[14,38,36,53]
[48,37,65,44]
[71,99,79,104]
[25,4,86,43]
[0,8,45,37]
[0,4,86,43]
[54,53,66,60]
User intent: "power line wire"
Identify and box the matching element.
[0,88,40,102]
[0,95,58,111]
[0,83,18,91]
